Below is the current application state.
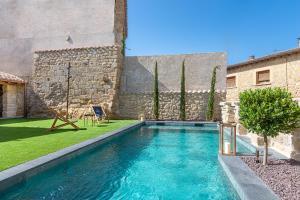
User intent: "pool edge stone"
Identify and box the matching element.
[218,155,280,200]
[0,121,144,192]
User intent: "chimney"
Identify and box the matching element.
[249,55,255,60]
[298,38,300,48]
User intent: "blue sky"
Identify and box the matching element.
[126,0,300,64]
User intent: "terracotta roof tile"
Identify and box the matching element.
[0,72,25,84]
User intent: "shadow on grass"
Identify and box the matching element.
[0,118,49,125]
[0,127,81,143]
[86,121,116,128]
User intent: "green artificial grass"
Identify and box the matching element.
[0,118,137,171]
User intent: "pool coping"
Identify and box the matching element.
[0,121,144,192]
[218,155,280,200]
[145,120,218,125]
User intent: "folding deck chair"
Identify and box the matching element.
[49,109,80,131]
[91,105,109,125]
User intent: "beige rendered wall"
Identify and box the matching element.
[226,52,300,101]
[0,0,119,77]
[225,52,300,160]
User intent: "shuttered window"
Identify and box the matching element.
[256,70,270,84]
[226,76,236,88]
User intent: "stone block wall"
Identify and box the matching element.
[28,46,123,118]
[119,91,226,120]
[226,52,300,102]
[1,84,24,117]
[220,101,300,161]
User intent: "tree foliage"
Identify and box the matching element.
[153,61,159,120]
[206,66,218,121]
[180,60,186,121]
[239,87,300,164]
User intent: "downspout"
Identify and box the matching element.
[285,57,288,90]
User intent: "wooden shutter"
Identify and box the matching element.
[256,70,270,84]
[226,76,236,88]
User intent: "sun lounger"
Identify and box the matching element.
[49,109,80,131]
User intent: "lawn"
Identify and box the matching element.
[0,118,137,171]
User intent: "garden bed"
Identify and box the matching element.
[241,156,300,200]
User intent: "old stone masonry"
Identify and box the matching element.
[29,46,124,118]
[29,49,226,120]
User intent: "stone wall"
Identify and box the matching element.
[225,50,300,160]
[0,0,125,77]
[28,46,123,118]
[119,91,226,120]
[114,0,127,44]
[1,83,24,118]
[122,53,227,93]
[226,52,300,102]
[220,101,300,161]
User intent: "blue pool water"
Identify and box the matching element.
[1,124,243,200]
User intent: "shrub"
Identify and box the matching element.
[180,60,186,121]
[153,61,159,120]
[206,66,219,121]
[239,87,300,165]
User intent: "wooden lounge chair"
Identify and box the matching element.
[49,109,80,131]
[91,105,109,125]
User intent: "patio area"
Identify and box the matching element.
[0,118,137,171]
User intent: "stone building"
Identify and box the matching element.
[0,0,127,118]
[0,72,25,118]
[0,0,226,120]
[223,40,300,160]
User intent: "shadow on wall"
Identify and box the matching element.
[121,57,169,93]
[27,83,55,118]
[121,53,227,93]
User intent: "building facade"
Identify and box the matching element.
[0,72,25,118]
[224,42,300,160]
[0,0,127,118]
[0,0,226,120]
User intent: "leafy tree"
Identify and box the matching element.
[239,88,300,165]
[153,61,159,120]
[206,66,219,121]
[180,60,186,121]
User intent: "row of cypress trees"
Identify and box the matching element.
[153,61,218,121]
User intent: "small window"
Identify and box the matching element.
[256,70,270,84]
[226,76,236,88]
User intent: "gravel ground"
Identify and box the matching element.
[240,156,300,200]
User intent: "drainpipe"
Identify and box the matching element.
[285,57,288,90]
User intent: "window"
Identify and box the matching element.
[226,76,236,88]
[256,70,270,84]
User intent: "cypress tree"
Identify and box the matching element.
[153,61,159,120]
[180,60,186,121]
[206,66,219,121]
[121,39,126,56]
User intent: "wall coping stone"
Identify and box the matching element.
[34,45,121,53]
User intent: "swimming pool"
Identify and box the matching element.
[1,123,245,200]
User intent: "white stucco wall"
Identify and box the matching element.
[0,0,116,76]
